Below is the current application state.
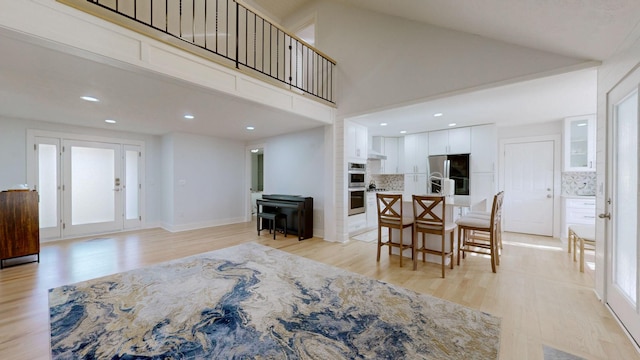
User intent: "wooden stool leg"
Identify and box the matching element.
[580,238,585,272]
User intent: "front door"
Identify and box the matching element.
[606,68,640,344]
[503,140,555,236]
[62,140,123,237]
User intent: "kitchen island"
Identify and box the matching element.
[386,194,487,264]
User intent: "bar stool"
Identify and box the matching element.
[568,225,595,272]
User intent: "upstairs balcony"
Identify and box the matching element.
[58,0,336,105]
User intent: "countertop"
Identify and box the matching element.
[370,191,487,211]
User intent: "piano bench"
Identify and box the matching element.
[257,212,287,239]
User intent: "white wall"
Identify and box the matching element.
[0,116,163,226]
[257,126,326,237]
[497,120,563,140]
[287,2,591,119]
[162,132,247,232]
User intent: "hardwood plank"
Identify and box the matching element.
[0,222,637,359]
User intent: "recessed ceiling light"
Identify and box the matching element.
[184,114,195,119]
[380,122,388,126]
[250,149,259,153]
[400,130,407,134]
[246,126,255,130]
[448,123,457,127]
[433,113,443,117]
[104,119,116,124]
[81,96,99,102]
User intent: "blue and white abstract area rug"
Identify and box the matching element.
[49,243,501,359]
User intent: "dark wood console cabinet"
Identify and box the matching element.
[0,190,40,269]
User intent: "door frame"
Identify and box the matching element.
[27,129,145,241]
[603,65,640,346]
[244,143,266,222]
[499,134,562,238]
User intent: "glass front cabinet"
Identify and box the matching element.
[563,115,596,171]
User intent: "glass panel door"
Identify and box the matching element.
[607,74,640,344]
[35,137,61,240]
[63,140,122,237]
[123,145,141,229]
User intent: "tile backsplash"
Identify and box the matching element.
[370,174,404,191]
[365,159,404,190]
[562,172,596,196]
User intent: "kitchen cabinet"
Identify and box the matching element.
[0,190,40,269]
[562,197,596,239]
[470,124,497,207]
[428,127,471,155]
[372,136,403,174]
[563,115,595,171]
[382,137,402,174]
[470,124,497,173]
[404,133,428,173]
[404,173,428,195]
[470,173,495,212]
[346,122,367,161]
[366,192,378,228]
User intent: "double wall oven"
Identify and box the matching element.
[348,162,366,216]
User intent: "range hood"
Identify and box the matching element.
[367,149,387,160]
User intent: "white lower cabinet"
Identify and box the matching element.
[366,192,378,228]
[562,197,596,239]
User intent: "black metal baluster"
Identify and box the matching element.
[235,0,239,68]
[261,18,265,72]
[179,0,182,38]
[192,0,196,43]
[203,0,207,49]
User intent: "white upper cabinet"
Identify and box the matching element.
[346,122,367,162]
[470,124,497,173]
[563,115,595,171]
[404,133,428,173]
[428,127,471,155]
[381,137,401,174]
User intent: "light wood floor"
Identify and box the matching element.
[0,222,638,360]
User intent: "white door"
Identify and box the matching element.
[503,141,554,236]
[606,70,640,343]
[62,140,123,237]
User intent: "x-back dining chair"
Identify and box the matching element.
[376,193,414,268]
[455,191,503,273]
[412,195,457,277]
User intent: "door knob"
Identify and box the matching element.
[598,213,611,219]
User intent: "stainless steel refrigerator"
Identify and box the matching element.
[428,154,470,195]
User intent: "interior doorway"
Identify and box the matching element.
[248,146,264,218]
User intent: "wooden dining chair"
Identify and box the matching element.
[376,193,414,268]
[455,191,503,272]
[462,191,504,254]
[412,195,457,277]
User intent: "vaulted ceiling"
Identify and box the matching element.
[3,1,640,139]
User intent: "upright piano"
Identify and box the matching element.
[258,194,313,240]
